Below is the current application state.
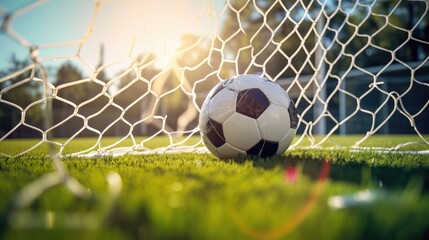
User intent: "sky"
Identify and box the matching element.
[0,0,226,79]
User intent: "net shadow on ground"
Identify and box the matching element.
[220,152,429,193]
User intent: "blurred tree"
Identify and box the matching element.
[219,0,429,77]
[53,62,85,108]
[0,55,43,136]
[321,0,429,70]
[219,0,316,79]
[96,44,108,82]
[176,33,221,99]
[113,34,218,134]
[112,52,159,135]
[113,52,157,109]
[54,44,109,110]
[52,50,109,136]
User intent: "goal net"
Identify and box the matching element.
[1,0,428,157]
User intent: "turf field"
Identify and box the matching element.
[0,135,428,240]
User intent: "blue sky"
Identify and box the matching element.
[0,0,93,71]
[0,0,225,79]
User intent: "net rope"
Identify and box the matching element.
[0,0,428,158]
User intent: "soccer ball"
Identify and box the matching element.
[199,74,298,159]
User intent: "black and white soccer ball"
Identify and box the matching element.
[199,74,298,159]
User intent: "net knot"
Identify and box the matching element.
[29,45,41,63]
[368,81,384,88]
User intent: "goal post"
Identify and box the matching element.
[0,0,428,157]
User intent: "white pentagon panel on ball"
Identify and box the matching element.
[257,104,291,142]
[226,74,290,108]
[276,129,297,155]
[223,113,261,150]
[258,81,291,109]
[217,143,246,159]
[208,88,237,123]
[198,100,210,131]
[226,74,267,91]
[207,80,226,99]
[202,134,220,157]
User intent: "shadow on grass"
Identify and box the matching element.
[222,152,429,193]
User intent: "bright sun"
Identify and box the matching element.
[88,0,216,70]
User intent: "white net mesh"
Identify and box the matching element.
[0,0,428,157]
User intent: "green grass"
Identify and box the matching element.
[0,136,428,240]
[0,135,202,156]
